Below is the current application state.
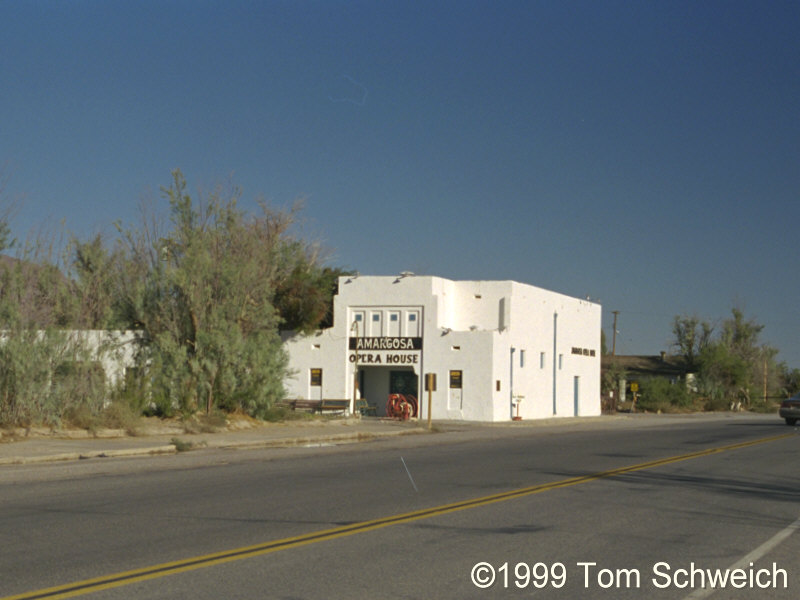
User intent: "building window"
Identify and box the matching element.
[540,352,546,369]
[388,311,401,336]
[559,354,563,370]
[520,350,526,368]
[406,310,421,336]
[351,312,365,337]
[369,311,383,336]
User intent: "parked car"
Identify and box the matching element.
[779,393,800,425]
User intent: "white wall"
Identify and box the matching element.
[81,330,140,387]
[1,329,140,397]
[282,329,346,401]
[503,283,601,419]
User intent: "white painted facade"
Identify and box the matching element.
[282,275,601,422]
[0,330,139,387]
[72,330,140,388]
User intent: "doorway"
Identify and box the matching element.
[390,370,418,396]
[359,367,419,417]
[390,369,419,417]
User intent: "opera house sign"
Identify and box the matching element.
[348,337,423,365]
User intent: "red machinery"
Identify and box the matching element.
[386,393,418,420]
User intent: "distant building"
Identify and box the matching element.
[283,275,601,422]
[601,353,692,383]
[601,353,695,404]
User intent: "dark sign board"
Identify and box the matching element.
[348,337,423,351]
[449,370,462,389]
[425,373,437,391]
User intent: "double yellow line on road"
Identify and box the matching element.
[4,431,794,600]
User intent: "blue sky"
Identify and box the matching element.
[2,1,799,366]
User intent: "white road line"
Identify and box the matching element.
[400,456,419,492]
[684,515,800,599]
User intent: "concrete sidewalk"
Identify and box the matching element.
[0,417,429,466]
[1,412,760,466]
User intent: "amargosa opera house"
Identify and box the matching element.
[282,274,601,422]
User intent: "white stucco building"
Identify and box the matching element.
[283,275,601,422]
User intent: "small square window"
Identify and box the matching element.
[355,314,363,322]
[408,313,417,321]
[372,314,380,322]
[390,313,398,321]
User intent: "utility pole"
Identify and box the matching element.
[350,320,360,417]
[611,311,619,356]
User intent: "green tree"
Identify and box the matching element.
[779,366,800,397]
[694,308,777,408]
[68,233,127,329]
[0,219,12,254]
[0,241,114,426]
[671,315,713,370]
[273,262,350,333]
[116,170,334,417]
[671,308,785,411]
[0,169,15,253]
[0,169,345,424]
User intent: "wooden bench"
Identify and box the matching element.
[277,399,322,412]
[356,398,377,416]
[318,399,350,414]
[277,399,350,414]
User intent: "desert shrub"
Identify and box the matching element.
[636,377,693,412]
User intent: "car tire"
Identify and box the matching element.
[785,418,797,426]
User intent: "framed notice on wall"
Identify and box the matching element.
[310,368,322,387]
[449,370,462,389]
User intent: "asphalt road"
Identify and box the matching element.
[1,414,798,599]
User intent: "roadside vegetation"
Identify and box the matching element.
[1,169,348,429]
[1,170,796,428]
[605,311,799,414]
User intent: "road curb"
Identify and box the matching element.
[0,426,430,466]
[0,445,178,466]
[222,427,427,448]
